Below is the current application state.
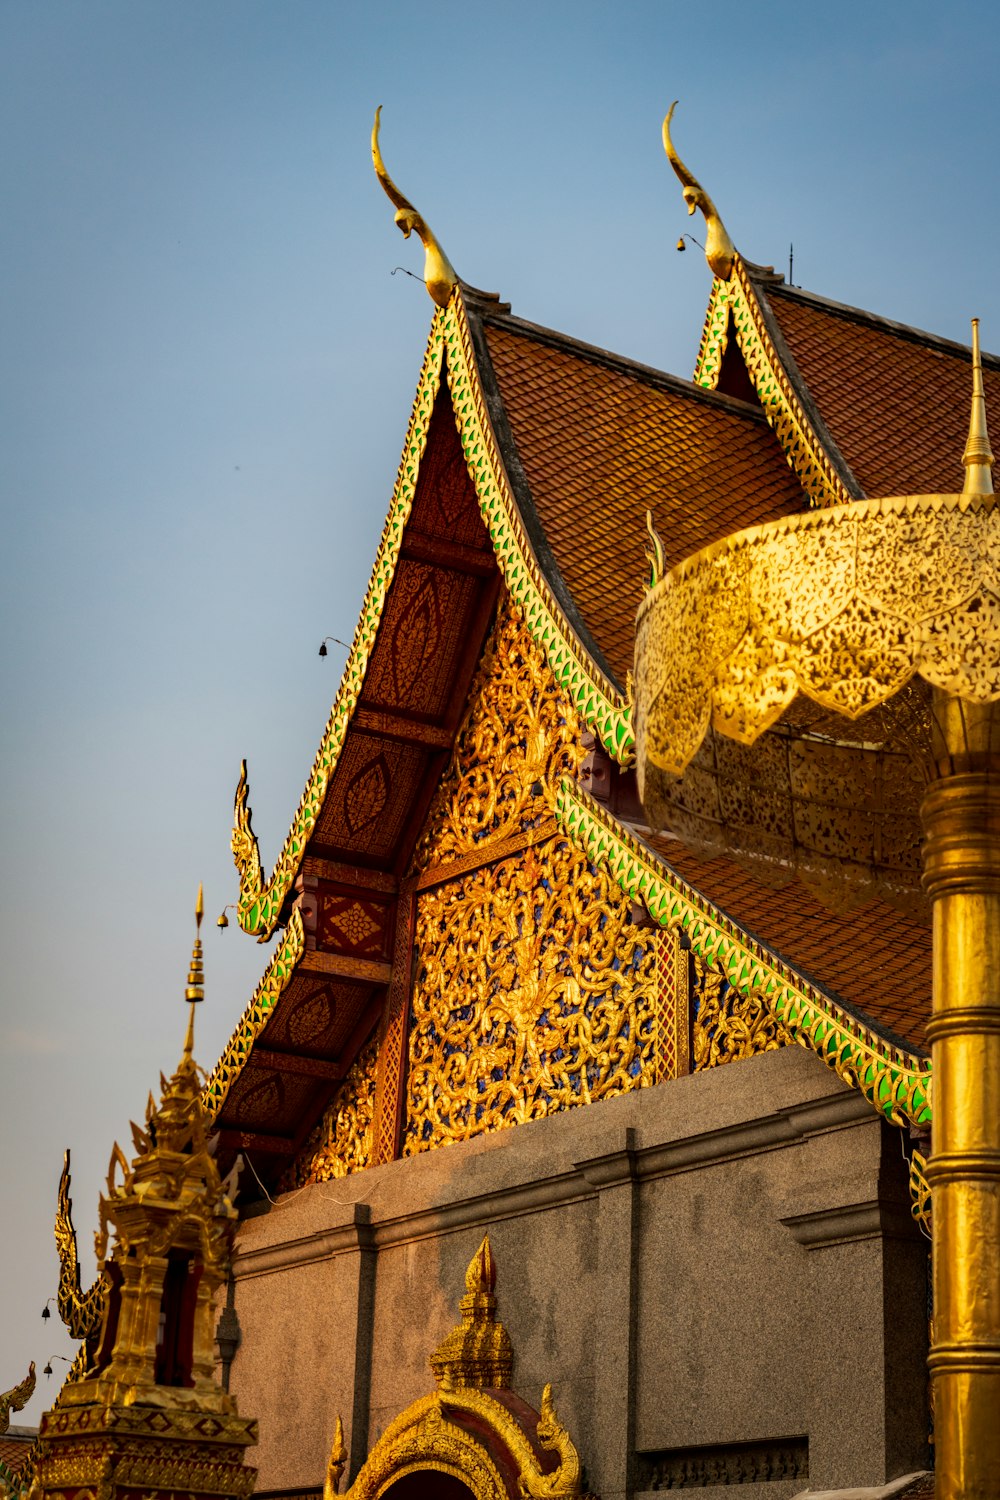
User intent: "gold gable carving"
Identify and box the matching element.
[282,1035,378,1190]
[405,596,659,1153]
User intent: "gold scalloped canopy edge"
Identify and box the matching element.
[692,256,857,510]
[444,292,634,765]
[556,780,932,1129]
[636,489,1000,777]
[234,291,634,937]
[202,906,306,1120]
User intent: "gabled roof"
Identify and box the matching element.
[694,252,998,506]
[473,304,806,687]
[209,277,937,1179]
[758,278,1000,498]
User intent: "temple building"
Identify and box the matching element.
[37,112,999,1500]
[189,113,975,1500]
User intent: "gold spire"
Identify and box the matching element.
[962,317,994,496]
[429,1233,513,1390]
[183,884,205,1060]
[323,1416,347,1500]
[371,106,458,308]
[662,102,735,281]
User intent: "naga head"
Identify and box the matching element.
[662,101,735,281]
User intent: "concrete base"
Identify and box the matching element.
[227,1047,930,1500]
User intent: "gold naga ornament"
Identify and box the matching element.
[340,1235,583,1500]
[0,1365,35,1438]
[662,102,735,280]
[371,106,458,308]
[634,251,1000,1500]
[29,888,257,1500]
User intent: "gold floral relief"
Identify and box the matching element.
[411,596,583,873]
[281,1036,378,1189]
[404,596,657,1153]
[691,954,790,1069]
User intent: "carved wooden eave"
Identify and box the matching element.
[205,287,636,1182]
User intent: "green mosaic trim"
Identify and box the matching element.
[0,1457,28,1497]
[693,276,732,390]
[203,906,306,1120]
[691,259,850,510]
[444,296,635,766]
[235,319,448,936]
[556,780,932,1129]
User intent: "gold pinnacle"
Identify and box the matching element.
[961,317,994,495]
[183,884,205,1060]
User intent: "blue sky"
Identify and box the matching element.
[2,0,997,1420]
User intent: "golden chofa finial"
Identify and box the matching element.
[372,106,458,308]
[662,102,735,280]
[962,318,994,496]
[183,884,205,1060]
[324,1416,347,1500]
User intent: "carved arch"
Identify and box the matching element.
[347,1396,508,1500]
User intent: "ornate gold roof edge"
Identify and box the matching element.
[202,905,306,1121]
[233,313,449,938]
[555,779,932,1130]
[692,255,862,509]
[445,290,636,765]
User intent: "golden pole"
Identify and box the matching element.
[921,692,1000,1500]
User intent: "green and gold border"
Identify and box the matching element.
[202,907,306,1120]
[556,779,932,1130]
[234,291,636,938]
[444,294,634,765]
[234,319,448,936]
[693,257,855,511]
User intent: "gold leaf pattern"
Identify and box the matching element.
[282,1036,377,1189]
[691,953,790,1068]
[404,598,657,1152]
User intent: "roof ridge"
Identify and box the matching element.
[475,300,771,423]
[460,293,622,690]
[762,276,1000,366]
[747,269,866,501]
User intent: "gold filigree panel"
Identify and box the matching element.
[404,598,658,1152]
[691,954,790,1069]
[411,596,585,873]
[281,1036,378,1189]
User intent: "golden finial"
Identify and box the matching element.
[464,1232,496,1296]
[644,510,666,589]
[429,1233,513,1390]
[0,1362,36,1436]
[183,884,205,1060]
[324,1416,347,1500]
[662,102,735,280]
[371,106,458,308]
[962,318,994,496]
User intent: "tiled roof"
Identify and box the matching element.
[479,312,807,686]
[0,1434,35,1475]
[645,833,931,1051]
[760,281,1000,498]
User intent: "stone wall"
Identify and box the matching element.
[227,1046,929,1500]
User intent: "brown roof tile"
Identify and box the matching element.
[480,315,807,685]
[762,283,1000,498]
[0,1435,35,1475]
[645,834,931,1051]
